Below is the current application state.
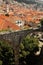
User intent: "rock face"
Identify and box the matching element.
[0,0,36,4]
[1,0,43,5]
[14,0,43,4]
[15,0,36,4]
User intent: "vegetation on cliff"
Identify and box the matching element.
[0,40,15,65]
[19,34,39,65]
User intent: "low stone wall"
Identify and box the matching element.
[0,28,40,46]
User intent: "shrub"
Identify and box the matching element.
[0,40,15,65]
[19,34,39,65]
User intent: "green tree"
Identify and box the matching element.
[19,35,39,65]
[19,35,39,58]
[0,40,15,65]
[0,60,2,65]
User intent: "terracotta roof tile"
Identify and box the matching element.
[0,15,21,31]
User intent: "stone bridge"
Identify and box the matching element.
[0,28,41,65]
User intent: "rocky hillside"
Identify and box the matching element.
[14,0,36,4]
[1,0,43,4]
[14,0,43,4]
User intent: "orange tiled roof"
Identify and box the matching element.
[0,3,43,27]
[5,5,43,23]
[0,15,20,31]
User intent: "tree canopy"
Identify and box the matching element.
[19,34,39,58]
[0,40,15,65]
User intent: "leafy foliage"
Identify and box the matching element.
[0,40,15,65]
[19,34,39,65]
[19,35,39,58]
[0,60,2,65]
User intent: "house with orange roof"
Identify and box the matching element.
[0,3,43,30]
[0,15,21,31]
